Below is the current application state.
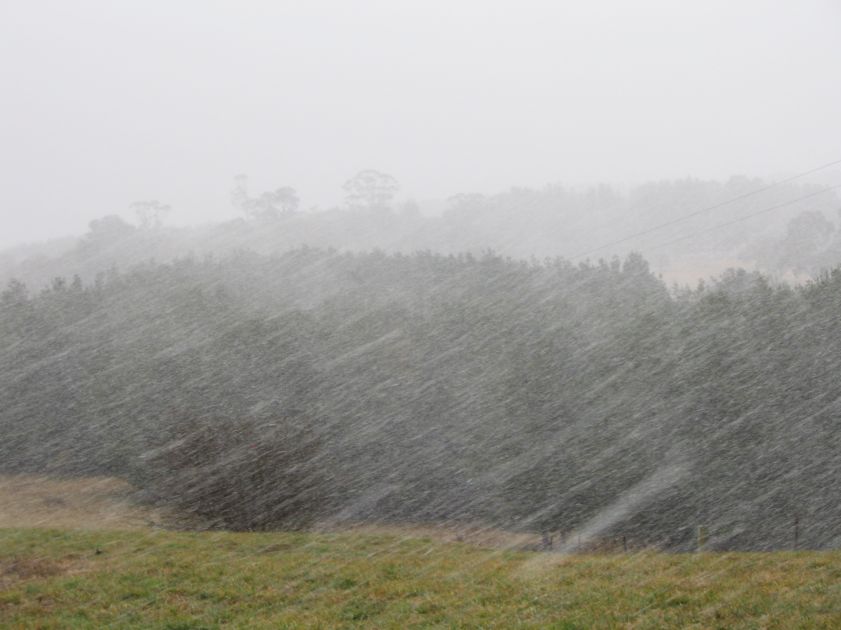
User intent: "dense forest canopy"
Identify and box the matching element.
[4,246,841,550]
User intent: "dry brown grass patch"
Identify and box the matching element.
[0,475,162,530]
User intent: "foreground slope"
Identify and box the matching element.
[2,528,841,628]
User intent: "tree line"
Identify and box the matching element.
[3,248,841,549]
[4,175,839,293]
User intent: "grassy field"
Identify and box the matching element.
[2,527,841,629]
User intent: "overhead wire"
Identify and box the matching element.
[569,157,841,260]
[644,184,841,253]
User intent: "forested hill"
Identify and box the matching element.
[4,248,841,549]
[3,177,840,291]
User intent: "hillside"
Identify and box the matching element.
[3,178,840,292]
[4,249,841,550]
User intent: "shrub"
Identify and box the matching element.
[136,413,327,530]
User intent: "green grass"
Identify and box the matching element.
[2,528,841,628]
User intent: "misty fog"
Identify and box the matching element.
[3,3,841,618]
[2,0,839,248]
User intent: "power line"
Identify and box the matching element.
[645,184,841,253]
[570,158,841,260]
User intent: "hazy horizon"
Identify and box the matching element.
[9,6,841,607]
[2,0,840,249]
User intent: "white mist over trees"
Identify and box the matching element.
[2,173,840,291]
[1,1,839,246]
[2,1,841,556]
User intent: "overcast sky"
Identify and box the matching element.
[1,0,839,248]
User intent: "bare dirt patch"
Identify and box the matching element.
[2,557,64,580]
[0,554,92,591]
